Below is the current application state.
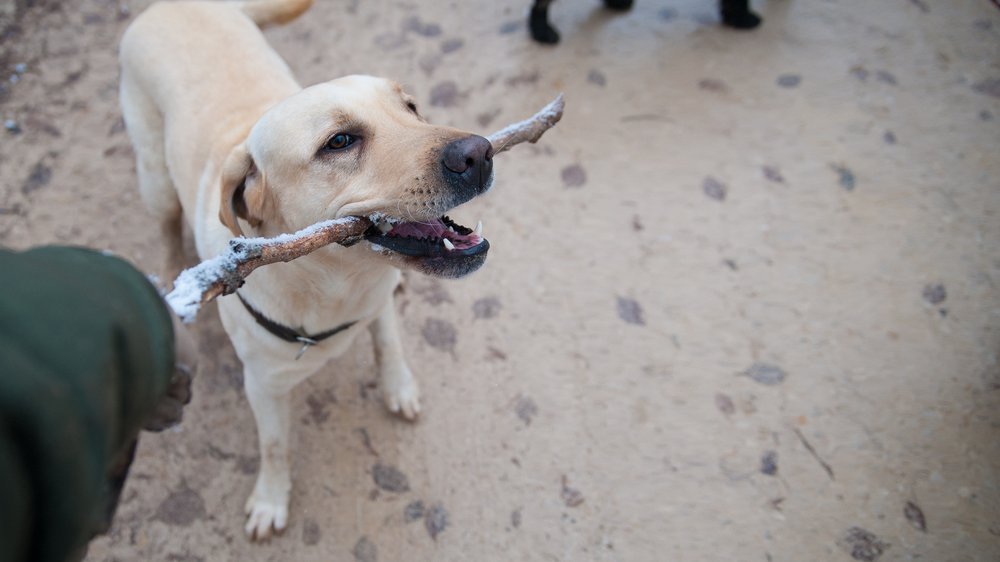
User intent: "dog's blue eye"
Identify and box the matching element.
[325,133,354,151]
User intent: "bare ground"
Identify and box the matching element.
[1,0,998,560]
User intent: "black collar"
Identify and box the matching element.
[237,292,356,356]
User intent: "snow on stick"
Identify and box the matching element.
[165,94,564,322]
[166,217,371,322]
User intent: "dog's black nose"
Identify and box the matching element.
[442,135,493,192]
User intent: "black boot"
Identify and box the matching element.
[604,0,635,11]
[529,0,560,44]
[720,0,762,29]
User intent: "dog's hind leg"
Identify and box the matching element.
[720,0,762,29]
[529,0,560,44]
[370,298,421,420]
[120,77,186,285]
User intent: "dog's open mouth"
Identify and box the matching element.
[362,215,489,278]
[364,215,487,257]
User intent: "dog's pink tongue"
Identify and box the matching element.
[390,221,445,238]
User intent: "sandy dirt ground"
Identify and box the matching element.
[1,0,999,560]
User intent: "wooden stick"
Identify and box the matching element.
[486,93,564,154]
[166,217,371,321]
[165,94,565,322]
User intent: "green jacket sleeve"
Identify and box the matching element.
[0,246,175,562]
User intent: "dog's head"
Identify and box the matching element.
[219,75,492,278]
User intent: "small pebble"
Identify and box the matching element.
[14,63,26,74]
[702,176,727,201]
[761,451,778,476]
[922,283,947,305]
[499,21,520,34]
[762,165,785,183]
[616,296,645,326]
[875,70,898,86]
[4,119,21,134]
[850,66,870,82]
[903,501,927,533]
[440,38,464,54]
[404,500,425,522]
[561,164,587,188]
[587,69,607,87]
[838,526,889,562]
[658,7,678,21]
[831,164,856,191]
[743,363,787,386]
[698,78,728,93]
[424,504,449,540]
[715,393,735,415]
[776,74,802,88]
[561,476,585,507]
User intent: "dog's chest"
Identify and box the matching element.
[246,265,398,334]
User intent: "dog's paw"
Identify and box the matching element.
[381,368,421,420]
[244,493,288,542]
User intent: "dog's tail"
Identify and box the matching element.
[234,0,314,28]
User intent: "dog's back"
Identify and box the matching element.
[119,0,313,232]
[118,0,314,270]
[119,0,312,115]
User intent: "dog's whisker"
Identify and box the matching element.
[493,137,515,154]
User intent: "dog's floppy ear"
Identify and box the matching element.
[218,143,271,237]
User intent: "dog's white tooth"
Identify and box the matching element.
[475,221,483,236]
[442,238,455,251]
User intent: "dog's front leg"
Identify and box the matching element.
[370,299,421,420]
[243,368,294,541]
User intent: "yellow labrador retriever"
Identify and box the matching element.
[119,0,492,540]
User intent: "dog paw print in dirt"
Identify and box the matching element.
[837,527,890,562]
[153,482,206,528]
[421,317,457,355]
[741,362,787,386]
[762,165,785,183]
[401,497,451,541]
[830,164,856,191]
[702,176,727,201]
[561,163,587,188]
[352,536,378,562]
[616,296,645,326]
[776,73,802,88]
[514,394,538,426]
[560,475,585,508]
[301,518,322,546]
[371,462,410,493]
[424,504,450,540]
[922,283,948,317]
